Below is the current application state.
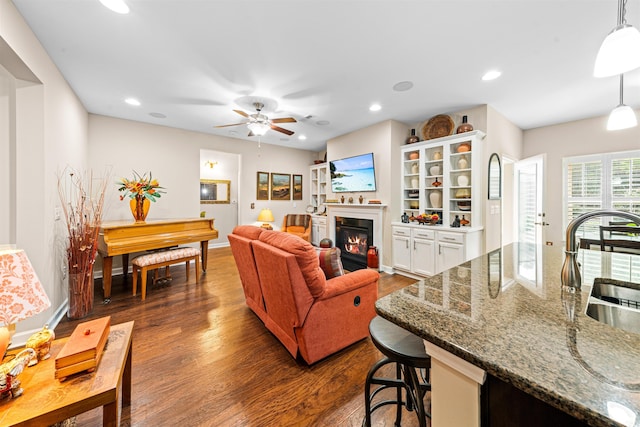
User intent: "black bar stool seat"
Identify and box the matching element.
[364,316,431,427]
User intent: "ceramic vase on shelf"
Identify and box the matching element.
[456,115,474,134]
[457,174,470,187]
[457,155,469,169]
[432,151,442,161]
[407,129,419,144]
[429,191,442,208]
[429,164,442,176]
[432,177,442,187]
[130,194,150,223]
[411,162,419,174]
[460,215,470,226]
[411,177,419,188]
[409,151,419,160]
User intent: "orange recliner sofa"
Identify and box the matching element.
[228,225,379,364]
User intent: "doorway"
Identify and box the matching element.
[514,154,547,245]
[200,149,239,246]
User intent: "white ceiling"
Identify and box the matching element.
[11,0,640,152]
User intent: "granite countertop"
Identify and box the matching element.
[376,243,640,427]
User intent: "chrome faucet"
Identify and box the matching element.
[561,209,640,290]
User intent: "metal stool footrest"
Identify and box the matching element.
[363,356,431,427]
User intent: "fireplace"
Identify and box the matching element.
[335,216,374,271]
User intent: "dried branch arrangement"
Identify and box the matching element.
[57,168,108,319]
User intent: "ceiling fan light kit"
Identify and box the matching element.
[594,0,640,77]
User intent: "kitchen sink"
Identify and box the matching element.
[586,278,640,335]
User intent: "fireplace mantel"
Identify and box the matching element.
[326,204,386,271]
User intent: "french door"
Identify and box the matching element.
[514,154,547,245]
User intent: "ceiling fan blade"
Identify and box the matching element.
[233,109,249,118]
[214,122,247,128]
[247,131,255,137]
[271,117,297,124]
[270,124,295,136]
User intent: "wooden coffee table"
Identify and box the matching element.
[0,321,134,427]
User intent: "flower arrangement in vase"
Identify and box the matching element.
[57,168,108,319]
[117,171,165,222]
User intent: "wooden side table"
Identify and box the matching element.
[0,321,134,427]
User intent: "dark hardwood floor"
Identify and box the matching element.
[54,246,427,426]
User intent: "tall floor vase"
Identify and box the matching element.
[68,267,94,320]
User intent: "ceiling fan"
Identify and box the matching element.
[215,102,297,137]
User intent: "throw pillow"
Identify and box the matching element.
[317,247,344,279]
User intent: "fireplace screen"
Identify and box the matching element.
[343,229,368,256]
[335,216,374,270]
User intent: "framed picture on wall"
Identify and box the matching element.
[257,171,269,200]
[271,173,291,200]
[292,174,303,200]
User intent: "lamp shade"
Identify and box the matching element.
[0,249,51,326]
[247,122,270,136]
[607,104,638,130]
[257,208,275,223]
[595,24,640,77]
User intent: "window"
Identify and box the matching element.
[564,150,640,282]
[564,150,640,239]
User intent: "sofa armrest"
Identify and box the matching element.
[319,269,379,300]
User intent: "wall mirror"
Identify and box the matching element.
[488,153,501,200]
[200,179,231,204]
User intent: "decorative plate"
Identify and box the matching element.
[306,205,315,213]
[317,205,326,215]
[422,115,454,140]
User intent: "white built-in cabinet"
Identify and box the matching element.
[310,215,327,246]
[394,130,485,276]
[310,163,328,209]
[309,163,329,246]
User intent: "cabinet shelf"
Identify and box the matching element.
[400,130,484,228]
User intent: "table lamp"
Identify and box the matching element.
[0,249,51,358]
[257,208,275,230]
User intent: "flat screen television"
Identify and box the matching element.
[329,152,377,193]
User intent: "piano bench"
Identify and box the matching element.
[132,247,201,300]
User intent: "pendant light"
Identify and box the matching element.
[594,0,640,77]
[607,74,637,130]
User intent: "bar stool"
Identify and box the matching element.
[363,316,431,427]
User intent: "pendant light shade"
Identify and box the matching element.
[607,74,637,130]
[594,0,640,77]
[607,104,637,130]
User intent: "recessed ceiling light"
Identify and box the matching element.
[298,135,307,140]
[99,0,130,14]
[125,98,140,106]
[393,81,414,92]
[482,70,502,81]
[316,120,330,126]
[149,112,166,118]
[369,103,382,112]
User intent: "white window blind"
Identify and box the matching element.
[564,150,640,284]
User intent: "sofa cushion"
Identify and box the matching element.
[284,214,311,228]
[258,230,326,297]
[316,247,344,279]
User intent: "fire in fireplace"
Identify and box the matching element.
[335,216,374,271]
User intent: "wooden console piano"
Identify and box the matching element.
[98,218,218,301]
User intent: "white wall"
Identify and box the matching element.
[1,0,89,341]
[200,149,239,243]
[485,106,524,251]
[88,115,318,249]
[523,113,640,245]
